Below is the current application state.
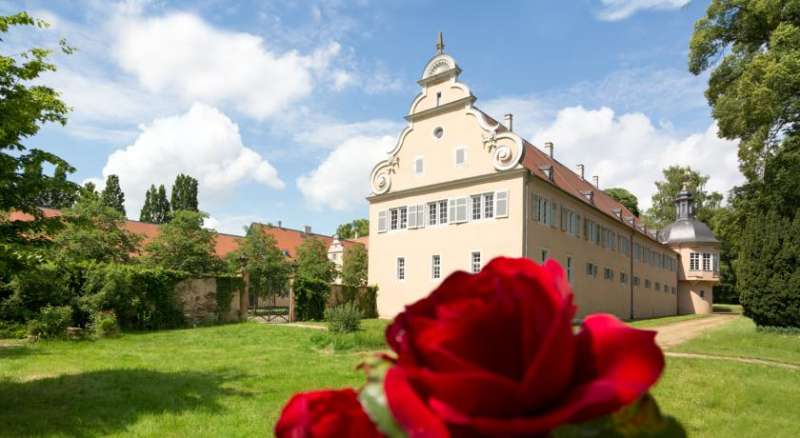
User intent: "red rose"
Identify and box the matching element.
[384,257,664,437]
[275,388,384,437]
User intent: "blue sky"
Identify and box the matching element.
[4,0,742,235]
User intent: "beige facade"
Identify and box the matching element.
[367,37,718,320]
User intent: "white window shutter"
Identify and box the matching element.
[448,199,456,224]
[377,210,387,233]
[408,205,418,229]
[456,197,468,223]
[531,194,540,221]
[496,191,509,218]
[417,204,425,228]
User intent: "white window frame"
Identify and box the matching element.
[689,252,700,271]
[428,201,438,226]
[470,251,481,273]
[471,195,482,221]
[438,200,448,224]
[702,253,712,272]
[390,209,399,231]
[396,257,405,281]
[454,146,466,167]
[408,205,418,229]
[399,206,408,229]
[432,255,441,279]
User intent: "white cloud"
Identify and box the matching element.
[526,105,742,210]
[297,134,395,211]
[111,11,344,119]
[293,118,403,148]
[597,0,690,21]
[99,103,284,218]
[205,214,265,235]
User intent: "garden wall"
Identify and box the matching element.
[175,277,245,324]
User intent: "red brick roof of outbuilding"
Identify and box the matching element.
[255,224,364,260]
[478,108,662,244]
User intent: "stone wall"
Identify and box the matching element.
[175,277,244,324]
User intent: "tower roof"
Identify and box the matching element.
[659,185,719,245]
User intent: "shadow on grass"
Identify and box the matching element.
[0,344,44,361]
[0,368,250,437]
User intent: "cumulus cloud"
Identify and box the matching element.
[297,135,395,211]
[597,0,690,21]
[111,11,343,119]
[99,103,284,218]
[525,106,742,210]
[293,119,403,148]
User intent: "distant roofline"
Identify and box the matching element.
[251,222,365,246]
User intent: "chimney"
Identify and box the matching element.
[577,164,585,179]
[504,113,513,132]
[303,225,311,235]
[544,142,554,158]
[592,175,599,189]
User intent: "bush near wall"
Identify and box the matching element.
[80,264,188,330]
[329,285,378,319]
[294,276,330,321]
[215,275,244,322]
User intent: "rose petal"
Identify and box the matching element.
[409,368,524,417]
[275,388,383,438]
[385,366,450,438]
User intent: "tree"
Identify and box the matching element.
[690,1,800,325]
[100,175,126,216]
[34,164,77,209]
[171,173,199,212]
[643,166,722,229]
[689,0,800,181]
[336,219,369,239]
[139,184,171,224]
[52,195,141,263]
[227,223,291,302]
[144,210,219,275]
[0,12,75,273]
[295,237,336,284]
[605,188,640,217]
[341,244,368,287]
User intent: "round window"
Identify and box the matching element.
[433,127,444,139]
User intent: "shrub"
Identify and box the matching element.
[294,276,330,321]
[81,264,187,330]
[28,305,72,339]
[1,263,73,323]
[325,302,362,333]
[215,276,243,322]
[0,321,27,339]
[91,310,120,338]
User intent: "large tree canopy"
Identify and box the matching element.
[227,224,291,300]
[144,210,219,275]
[295,237,336,284]
[689,0,800,180]
[644,165,723,230]
[341,244,368,288]
[335,219,369,239]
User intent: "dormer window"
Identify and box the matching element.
[539,165,554,182]
[581,190,594,204]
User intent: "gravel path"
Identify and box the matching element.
[653,314,738,349]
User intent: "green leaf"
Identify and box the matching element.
[551,393,686,438]
[358,355,406,438]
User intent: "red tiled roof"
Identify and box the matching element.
[256,224,364,259]
[478,108,662,244]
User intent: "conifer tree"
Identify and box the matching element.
[100,174,126,216]
[139,185,156,223]
[170,173,199,212]
[139,184,170,223]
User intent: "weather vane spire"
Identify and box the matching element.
[436,32,444,54]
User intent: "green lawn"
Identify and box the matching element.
[2,315,799,437]
[673,316,800,365]
[627,313,707,329]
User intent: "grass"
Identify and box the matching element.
[2,314,798,437]
[627,313,707,329]
[0,322,371,437]
[673,316,800,365]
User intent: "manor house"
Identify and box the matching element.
[367,35,719,320]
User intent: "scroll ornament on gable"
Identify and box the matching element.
[370,156,400,195]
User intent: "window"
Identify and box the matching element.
[586,262,597,278]
[471,251,481,273]
[567,256,573,283]
[434,127,444,139]
[455,147,465,166]
[604,268,614,281]
[533,194,549,224]
[689,253,700,271]
[436,92,442,107]
[483,193,494,218]
[633,276,640,286]
[655,282,661,292]
[432,255,441,279]
[399,207,408,229]
[645,279,651,289]
[378,210,387,233]
[700,289,705,298]
[396,257,405,280]
[428,202,438,225]
[702,253,712,272]
[471,195,482,220]
[408,204,425,229]
[540,249,549,263]
[390,209,399,230]
[620,272,628,284]
[448,197,468,223]
[549,202,557,227]
[713,253,720,275]
[415,157,424,175]
[495,191,508,218]
[438,200,448,224]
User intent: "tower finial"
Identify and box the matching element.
[436,32,444,54]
